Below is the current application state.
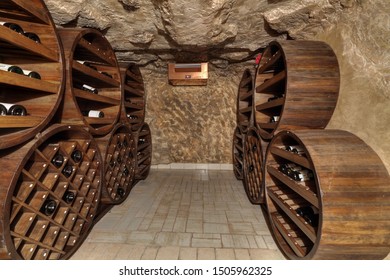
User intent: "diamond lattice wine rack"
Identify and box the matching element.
[134,122,152,181]
[0,124,103,259]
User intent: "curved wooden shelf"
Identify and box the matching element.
[242,127,268,204]
[232,126,244,180]
[0,0,65,149]
[254,40,340,140]
[95,123,136,205]
[120,64,146,132]
[236,69,254,133]
[0,124,103,260]
[264,129,390,259]
[134,123,152,181]
[56,28,121,136]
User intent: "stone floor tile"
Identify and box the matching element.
[155,246,180,260]
[216,248,235,260]
[141,247,159,260]
[203,222,230,234]
[197,248,216,260]
[186,219,203,233]
[179,247,197,260]
[234,249,251,260]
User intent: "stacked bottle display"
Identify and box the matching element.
[236,69,254,133]
[0,125,102,260]
[96,123,137,205]
[135,123,152,181]
[0,0,64,149]
[56,28,121,136]
[121,64,146,132]
[242,127,267,204]
[264,130,390,259]
[232,126,244,180]
[253,40,340,140]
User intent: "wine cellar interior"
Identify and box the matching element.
[1,0,389,260]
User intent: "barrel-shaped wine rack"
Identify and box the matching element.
[135,123,152,181]
[242,127,268,204]
[232,126,245,180]
[120,63,146,132]
[264,129,390,259]
[56,28,121,136]
[0,124,103,260]
[0,0,64,149]
[95,123,136,204]
[237,69,254,133]
[254,40,340,140]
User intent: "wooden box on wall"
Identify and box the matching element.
[168,63,208,86]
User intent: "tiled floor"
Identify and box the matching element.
[71,169,285,260]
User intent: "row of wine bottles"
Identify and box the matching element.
[76,60,113,79]
[0,102,27,116]
[40,189,78,216]
[0,21,41,43]
[278,162,314,182]
[296,205,319,227]
[0,63,41,79]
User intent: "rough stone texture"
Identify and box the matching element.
[43,0,389,172]
[143,63,251,164]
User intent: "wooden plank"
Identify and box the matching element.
[239,89,253,101]
[255,97,284,111]
[256,70,286,93]
[11,0,50,24]
[0,25,58,61]
[124,101,144,110]
[74,88,120,106]
[269,146,312,170]
[72,61,120,87]
[124,84,144,97]
[267,166,318,207]
[85,117,116,125]
[257,51,282,74]
[0,115,43,128]
[77,38,116,66]
[0,68,59,94]
[126,69,143,83]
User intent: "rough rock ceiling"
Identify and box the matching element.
[45,0,358,67]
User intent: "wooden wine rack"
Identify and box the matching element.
[95,123,136,204]
[232,126,244,180]
[135,123,152,181]
[120,63,146,132]
[56,28,121,136]
[242,127,268,204]
[264,129,390,259]
[237,69,254,133]
[254,40,340,140]
[0,124,103,260]
[0,0,64,149]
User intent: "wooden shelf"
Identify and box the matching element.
[269,146,312,170]
[72,61,120,88]
[125,69,143,83]
[255,98,284,111]
[74,88,120,106]
[0,0,64,150]
[135,123,152,180]
[239,89,254,101]
[257,51,283,74]
[255,70,286,93]
[76,38,116,66]
[0,125,102,260]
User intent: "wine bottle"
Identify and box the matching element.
[270,116,280,123]
[278,163,300,175]
[74,82,98,94]
[267,94,284,102]
[22,69,41,79]
[292,169,313,182]
[0,63,24,75]
[71,150,83,163]
[117,188,125,198]
[62,191,75,204]
[248,165,254,172]
[23,32,41,43]
[62,165,73,178]
[296,206,319,227]
[76,60,98,70]
[0,102,27,116]
[138,138,146,144]
[40,199,57,216]
[127,114,138,120]
[100,71,113,78]
[285,145,305,155]
[0,104,7,116]
[51,153,64,168]
[123,166,129,176]
[81,110,104,118]
[0,21,24,34]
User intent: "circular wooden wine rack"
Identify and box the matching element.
[95,123,136,204]
[135,123,152,181]
[121,63,146,132]
[0,0,65,149]
[57,28,121,136]
[237,69,254,133]
[0,124,102,260]
[232,126,244,180]
[264,129,390,259]
[242,127,267,204]
[254,40,340,140]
